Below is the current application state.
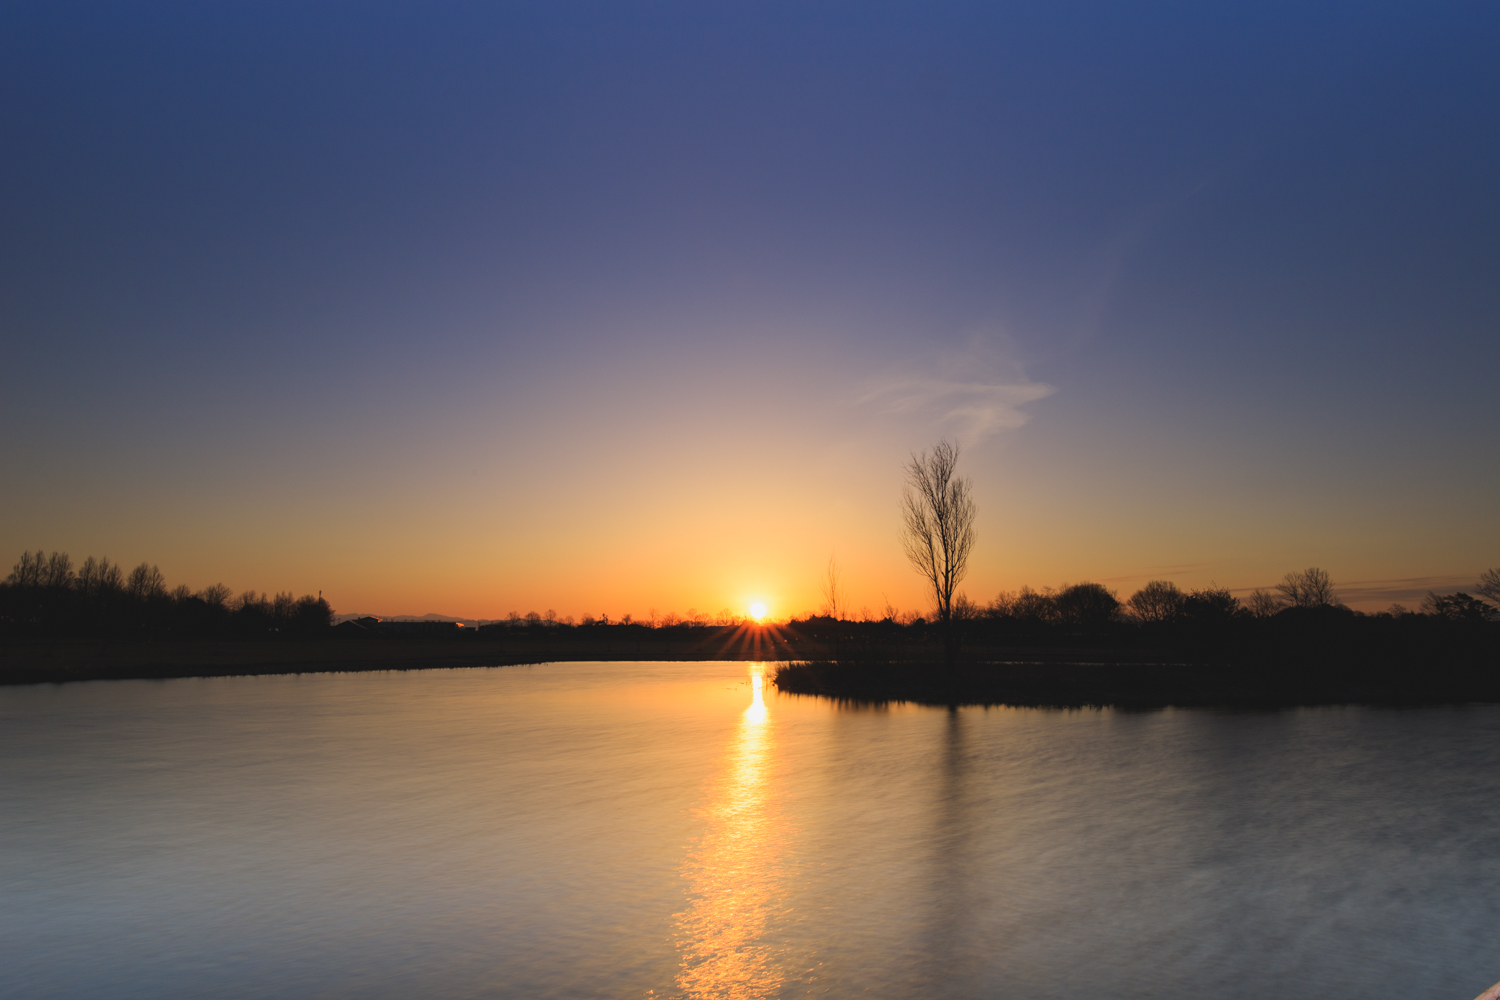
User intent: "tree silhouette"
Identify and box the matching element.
[821,555,845,620]
[1127,580,1185,623]
[197,583,232,608]
[7,551,73,589]
[126,563,166,600]
[1477,568,1500,612]
[900,440,976,663]
[1421,592,1496,622]
[0,549,338,639]
[1276,567,1337,608]
[1246,588,1283,617]
[293,594,333,631]
[76,556,123,595]
[1054,582,1119,630]
[987,586,1058,624]
[1181,585,1243,624]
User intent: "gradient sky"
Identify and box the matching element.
[3,0,1497,618]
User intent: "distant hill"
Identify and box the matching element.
[332,612,492,627]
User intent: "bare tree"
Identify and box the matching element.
[126,562,166,600]
[7,550,73,588]
[1477,568,1500,611]
[1246,589,1283,617]
[271,591,296,628]
[6,551,41,588]
[1276,567,1337,608]
[42,552,74,588]
[1127,580,1185,623]
[820,554,845,620]
[77,556,123,595]
[900,440,977,662]
[197,583,232,608]
[951,593,981,619]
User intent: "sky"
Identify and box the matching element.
[2,0,1497,618]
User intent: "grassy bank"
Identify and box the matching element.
[0,629,1227,687]
[773,656,1500,709]
[0,629,810,685]
[5,612,1497,705]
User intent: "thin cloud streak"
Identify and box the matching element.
[1217,575,1487,609]
[1308,575,1488,607]
[859,371,1055,444]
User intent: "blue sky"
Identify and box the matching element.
[2,0,1496,616]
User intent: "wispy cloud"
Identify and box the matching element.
[1292,575,1483,607]
[859,356,1054,444]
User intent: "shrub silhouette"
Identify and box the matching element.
[1421,592,1497,622]
[1180,586,1243,625]
[1054,583,1119,630]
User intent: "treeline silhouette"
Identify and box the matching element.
[7,547,1497,705]
[478,608,750,630]
[776,568,1500,707]
[1,551,331,638]
[786,568,1497,641]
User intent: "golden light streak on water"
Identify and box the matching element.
[671,663,788,999]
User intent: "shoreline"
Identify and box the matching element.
[0,632,1179,686]
[771,659,1500,710]
[5,635,1497,710]
[0,634,808,686]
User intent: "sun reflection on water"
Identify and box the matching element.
[672,663,787,998]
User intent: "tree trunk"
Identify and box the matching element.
[942,609,956,668]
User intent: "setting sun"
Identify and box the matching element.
[749,602,768,621]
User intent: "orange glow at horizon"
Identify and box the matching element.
[748,601,767,621]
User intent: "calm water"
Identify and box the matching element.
[2,661,1498,999]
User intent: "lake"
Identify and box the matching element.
[2,660,1497,999]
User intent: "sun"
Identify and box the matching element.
[748,602,768,622]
